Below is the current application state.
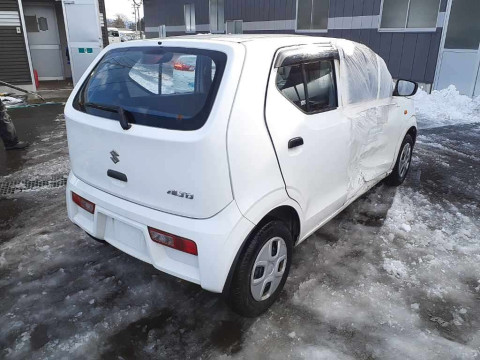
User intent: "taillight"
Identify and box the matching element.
[173,62,194,71]
[72,192,95,214]
[148,227,198,255]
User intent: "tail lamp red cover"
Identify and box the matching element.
[148,227,198,256]
[72,192,95,214]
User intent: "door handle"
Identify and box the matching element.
[288,137,304,149]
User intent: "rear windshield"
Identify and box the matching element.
[73,47,227,131]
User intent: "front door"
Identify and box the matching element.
[266,53,350,235]
[435,0,480,96]
[24,5,64,80]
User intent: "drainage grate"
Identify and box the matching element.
[0,175,68,196]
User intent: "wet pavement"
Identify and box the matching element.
[0,105,479,359]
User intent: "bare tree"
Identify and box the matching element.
[110,13,128,29]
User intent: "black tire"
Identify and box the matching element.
[86,232,106,243]
[226,220,293,317]
[385,134,414,186]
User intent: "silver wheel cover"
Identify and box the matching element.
[250,237,287,301]
[399,142,412,178]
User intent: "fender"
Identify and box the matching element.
[389,114,417,174]
[222,193,303,294]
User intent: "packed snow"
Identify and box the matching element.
[0,96,23,106]
[414,85,480,129]
[1,92,480,359]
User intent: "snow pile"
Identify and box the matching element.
[414,85,480,129]
[0,96,23,106]
[383,259,408,279]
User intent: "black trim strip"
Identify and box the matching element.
[275,48,339,68]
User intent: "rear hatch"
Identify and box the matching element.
[65,41,244,219]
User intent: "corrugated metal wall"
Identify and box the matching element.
[0,0,32,85]
[145,0,448,84]
[97,0,109,47]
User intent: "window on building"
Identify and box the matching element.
[380,0,440,30]
[184,4,196,33]
[296,0,329,32]
[25,16,39,32]
[209,0,225,33]
[276,60,337,113]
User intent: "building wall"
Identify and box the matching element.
[97,0,109,47]
[144,0,448,84]
[0,0,32,85]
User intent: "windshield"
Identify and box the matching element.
[74,47,227,131]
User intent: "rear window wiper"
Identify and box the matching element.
[84,102,132,130]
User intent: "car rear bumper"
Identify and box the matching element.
[66,172,254,293]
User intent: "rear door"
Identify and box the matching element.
[23,5,64,80]
[62,0,104,85]
[66,43,243,219]
[265,47,350,233]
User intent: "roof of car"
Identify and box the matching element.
[139,33,333,46]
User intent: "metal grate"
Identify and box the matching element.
[0,175,67,196]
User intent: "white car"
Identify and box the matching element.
[107,27,121,44]
[65,35,418,316]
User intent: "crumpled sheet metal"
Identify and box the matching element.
[332,39,395,200]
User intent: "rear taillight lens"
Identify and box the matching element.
[72,192,95,214]
[148,227,198,256]
[173,62,194,71]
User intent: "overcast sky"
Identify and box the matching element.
[104,0,144,21]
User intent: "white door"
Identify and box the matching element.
[266,55,350,233]
[24,5,64,80]
[435,0,480,96]
[62,0,103,85]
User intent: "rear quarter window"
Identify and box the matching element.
[73,47,227,131]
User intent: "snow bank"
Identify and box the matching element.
[414,85,480,129]
[0,96,23,106]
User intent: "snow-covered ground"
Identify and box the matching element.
[0,91,479,359]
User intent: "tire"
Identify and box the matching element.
[226,220,293,317]
[385,134,414,186]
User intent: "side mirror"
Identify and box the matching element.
[393,79,418,97]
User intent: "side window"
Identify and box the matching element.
[276,60,337,113]
[276,64,307,111]
[304,61,337,112]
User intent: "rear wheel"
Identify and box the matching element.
[385,134,414,186]
[226,221,293,317]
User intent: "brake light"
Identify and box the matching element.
[173,62,194,71]
[148,227,198,255]
[72,192,95,214]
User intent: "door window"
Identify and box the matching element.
[276,60,337,113]
[444,0,480,50]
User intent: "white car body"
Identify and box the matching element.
[65,35,417,295]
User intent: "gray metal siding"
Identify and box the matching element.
[0,0,32,85]
[144,0,444,83]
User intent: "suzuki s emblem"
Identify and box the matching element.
[110,150,120,164]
